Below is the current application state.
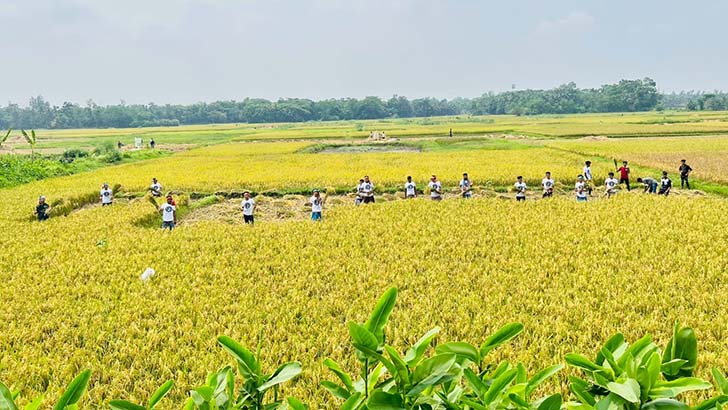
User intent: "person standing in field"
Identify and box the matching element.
[361,175,375,204]
[150,178,163,197]
[541,172,554,198]
[604,172,619,198]
[459,173,472,198]
[159,195,177,230]
[34,196,50,221]
[354,178,364,205]
[514,176,527,201]
[100,182,113,206]
[679,159,693,189]
[617,161,631,191]
[310,189,325,221]
[241,191,256,224]
[659,171,672,196]
[583,161,593,195]
[428,175,443,201]
[150,138,156,149]
[637,177,658,194]
[575,175,588,202]
[405,176,417,199]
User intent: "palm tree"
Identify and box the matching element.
[21,129,37,160]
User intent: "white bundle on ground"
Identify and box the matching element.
[140,267,156,281]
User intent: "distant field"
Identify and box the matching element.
[5,111,728,153]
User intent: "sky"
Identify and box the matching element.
[2,0,727,106]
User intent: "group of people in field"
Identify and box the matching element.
[33,159,694,227]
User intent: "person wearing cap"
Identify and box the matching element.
[637,177,658,194]
[659,171,672,196]
[310,189,324,221]
[150,178,163,197]
[575,175,588,202]
[514,176,527,201]
[459,173,472,198]
[241,191,256,224]
[159,195,177,230]
[679,159,693,189]
[100,183,113,206]
[34,196,50,221]
[428,175,442,201]
[404,176,417,199]
[361,175,375,204]
[617,161,631,191]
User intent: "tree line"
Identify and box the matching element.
[0,78,720,130]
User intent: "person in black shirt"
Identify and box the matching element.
[679,159,692,189]
[34,196,50,221]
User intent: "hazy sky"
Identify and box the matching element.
[2,0,727,105]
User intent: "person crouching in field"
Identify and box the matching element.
[604,172,619,198]
[428,175,443,201]
[637,177,658,194]
[241,191,256,224]
[679,159,693,189]
[159,195,177,230]
[514,176,527,201]
[34,196,50,221]
[404,176,416,198]
[659,172,672,196]
[460,173,472,198]
[100,182,113,206]
[575,175,588,202]
[541,172,554,198]
[354,178,364,205]
[310,189,325,221]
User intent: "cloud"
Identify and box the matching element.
[533,11,596,36]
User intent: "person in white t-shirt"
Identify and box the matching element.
[428,175,442,201]
[100,183,113,206]
[604,172,619,198]
[361,175,375,204]
[150,178,163,197]
[542,172,555,198]
[404,176,417,199]
[159,195,177,230]
[575,175,588,202]
[354,178,364,205]
[241,191,256,224]
[459,173,472,198]
[583,161,593,195]
[310,189,324,221]
[514,176,527,201]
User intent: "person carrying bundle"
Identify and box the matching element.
[541,172,554,198]
[310,189,325,221]
[637,177,658,194]
[659,171,672,196]
[583,161,594,195]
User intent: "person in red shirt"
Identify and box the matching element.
[617,161,631,191]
